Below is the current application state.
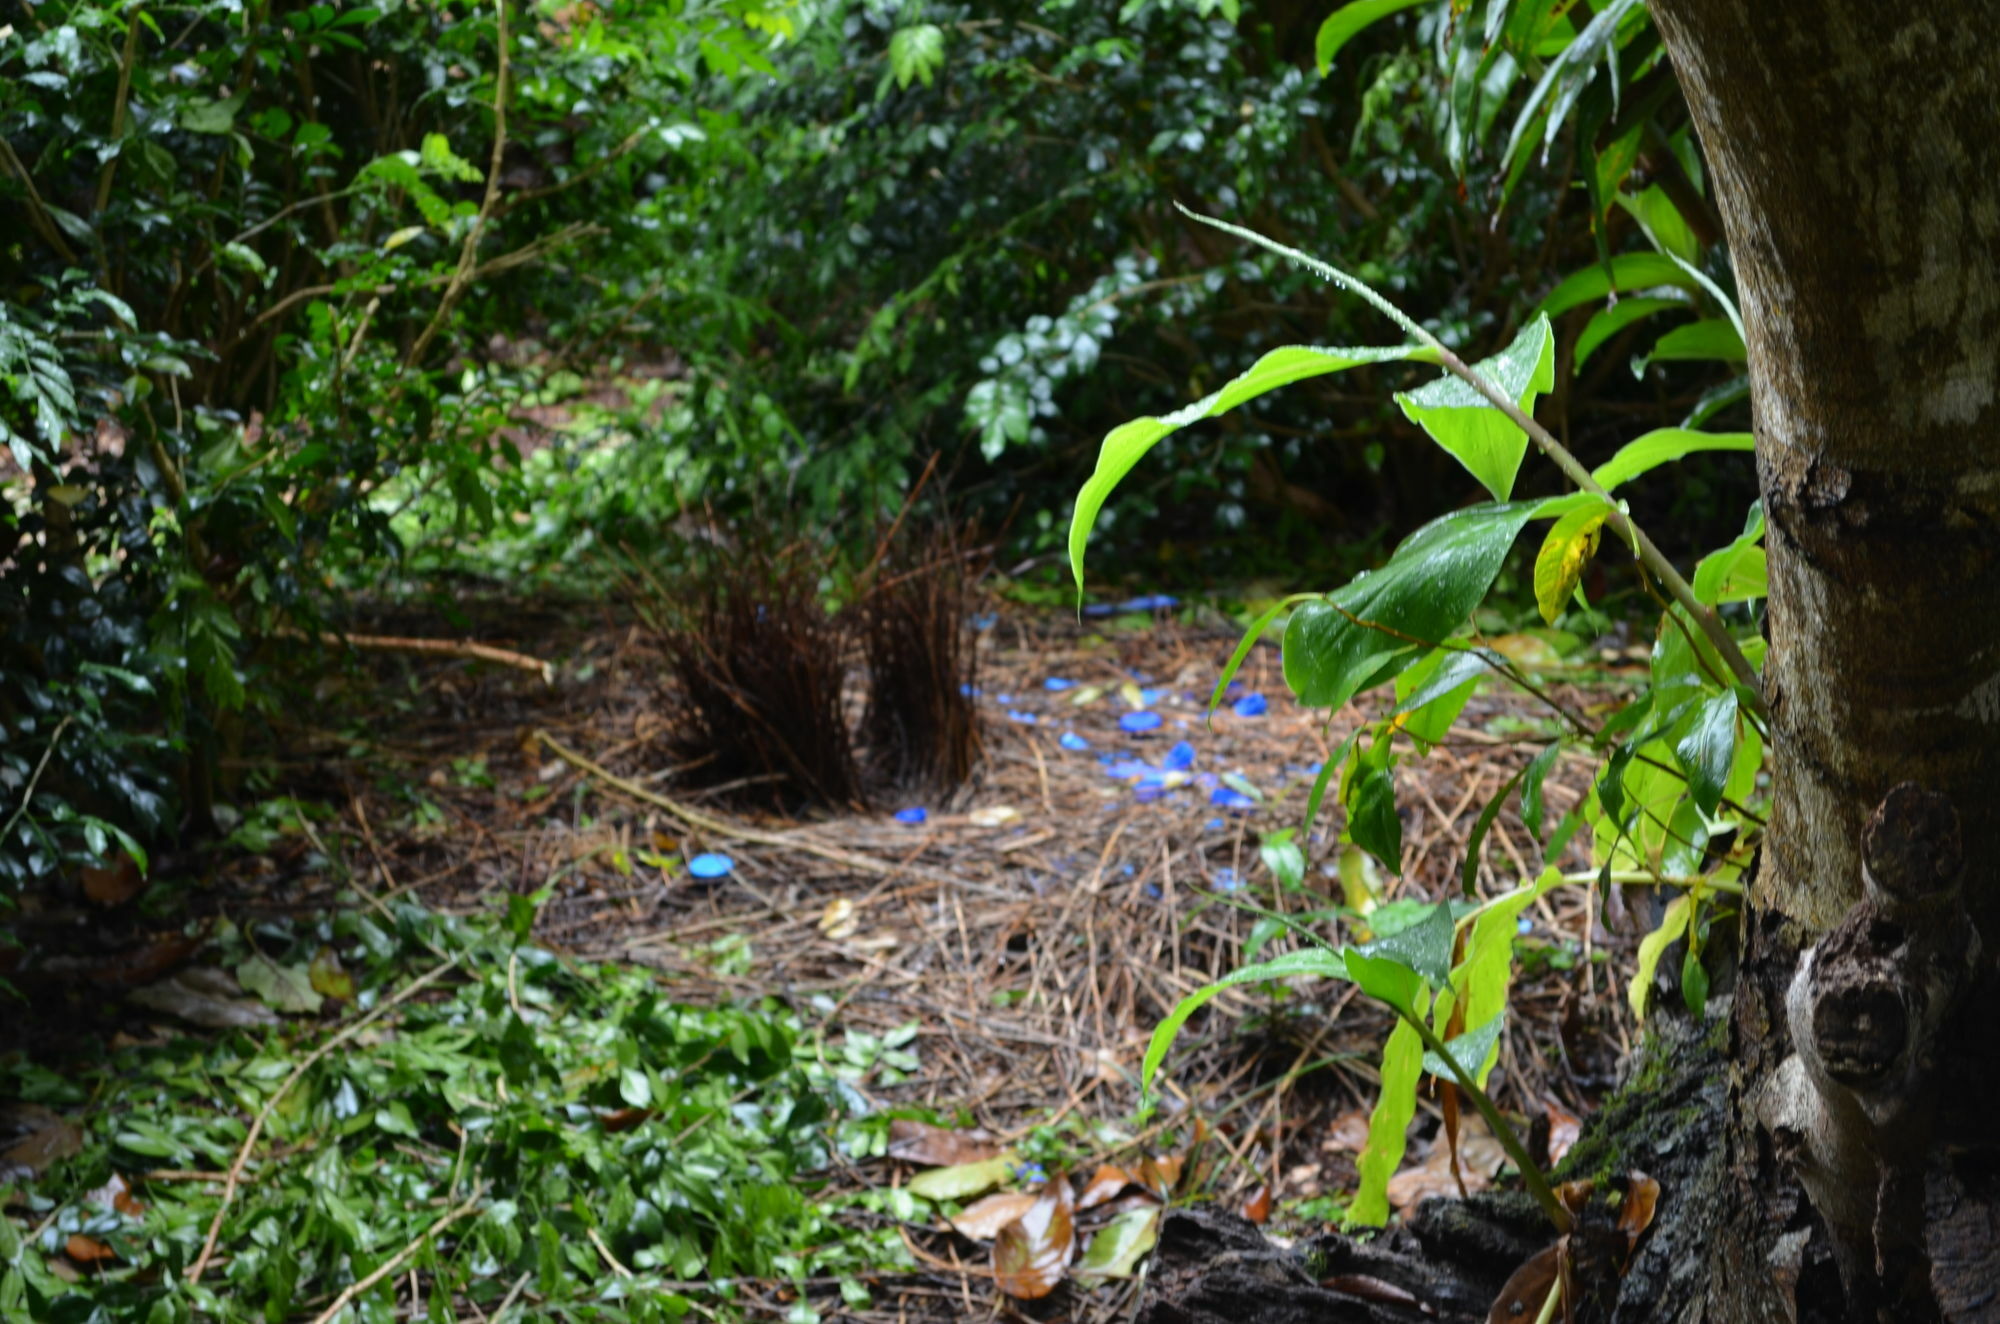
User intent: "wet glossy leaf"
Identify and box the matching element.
[1421,1013,1505,1083]
[308,945,356,1003]
[1355,900,1455,988]
[888,1120,1002,1167]
[1136,1154,1184,1199]
[1590,429,1754,493]
[65,1233,116,1264]
[1674,689,1738,817]
[1075,1163,1139,1211]
[1395,317,1555,501]
[235,952,323,1015]
[907,1154,1016,1202]
[993,1177,1076,1299]
[1619,1171,1661,1246]
[1534,501,1610,625]
[1141,947,1348,1102]
[1075,1206,1160,1278]
[948,1191,1039,1241]
[1240,1184,1272,1224]
[1316,0,1430,74]
[1629,894,1691,1019]
[1487,1243,1567,1324]
[1348,1016,1424,1228]
[1346,766,1402,876]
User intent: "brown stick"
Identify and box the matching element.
[284,628,553,684]
[185,959,461,1285]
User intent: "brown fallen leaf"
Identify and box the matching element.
[1619,1171,1660,1248]
[127,967,280,1029]
[0,1104,84,1181]
[993,1176,1076,1300]
[1546,1102,1583,1167]
[1324,1273,1426,1311]
[1487,1242,1569,1324]
[599,1107,657,1133]
[65,1233,116,1265]
[1324,1108,1371,1153]
[84,1173,143,1218]
[1136,1153,1184,1200]
[888,1119,1002,1167]
[81,854,145,907]
[949,1191,1039,1241]
[1388,1116,1507,1215]
[1240,1183,1272,1225]
[1075,1163,1138,1211]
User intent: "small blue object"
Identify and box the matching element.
[1134,786,1165,803]
[1120,711,1164,734]
[1108,759,1155,780]
[1204,817,1225,831]
[894,807,928,825]
[970,612,998,630]
[994,693,1014,705]
[1119,594,1180,612]
[1163,740,1196,771]
[1143,883,1163,900]
[1010,1160,1049,1184]
[958,683,983,697]
[1044,677,1076,691]
[1007,710,1039,724]
[1138,687,1168,706]
[1060,731,1091,752]
[1232,693,1269,718]
[687,853,734,879]
[1517,918,1534,935]
[1214,868,1243,892]
[1210,787,1257,810]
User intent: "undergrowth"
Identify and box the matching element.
[0,896,921,1323]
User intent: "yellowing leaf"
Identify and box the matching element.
[1629,894,1691,1019]
[908,1154,1016,1202]
[383,226,427,251]
[949,1192,1038,1241]
[1074,1206,1160,1278]
[1347,1013,1425,1228]
[817,897,859,940]
[993,1178,1076,1298]
[1534,502,1610,625]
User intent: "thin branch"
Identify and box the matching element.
[283,628,554,684]
[0,716,73,847]
[0,135,81,264]
[93,2,143,216]
[185,958,461,1285]
[305,1181,488,1324]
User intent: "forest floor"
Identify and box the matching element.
[3,591,1650,1322]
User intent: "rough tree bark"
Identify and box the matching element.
[1144,5,2000,1322]
[1647,3,2000,1320]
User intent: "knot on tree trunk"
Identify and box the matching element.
[1760,783,1983,1313]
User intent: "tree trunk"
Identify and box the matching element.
[1644,3,2000,1319]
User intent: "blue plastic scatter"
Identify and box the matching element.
[1232,693,1269,717]
[970,612,998,630]
[1214,868,1244,892]
[1120,711,1164,734]
[958,683,983,697]
[1134,786,1165,803]
[1305,761,1323,776]
[1120,594,1179,612]
[1204,818,1225,831]
[1138,687,1168,706]
[1007,710,1039,724]
[894,807,928,825]
[687,853,734,879]
[994,693,1014,705]
[1060,731,1091,752]
[1210,787,1257,810]
[1143,883,1163,900]
[1163,741,1196,771]
[1225,680,1245,696]
[1044,677,1076,691]
[1107,759,1155,780]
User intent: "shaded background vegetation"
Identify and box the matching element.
[2,0,1748,908]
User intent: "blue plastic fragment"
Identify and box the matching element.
[1120,711,1164,734]
[1121,594,1179,612]
[1044,678,1076,691]
[1143,883,1163,901]
[1214,868,1244,892]
[1204,817,1225,831]
[1107,759,1155,780]
[687,853,735,879]
[994,693,1014,705]
[894,807,928,825]
[1007,710,1039,724]
[1138,686,1168,706]
[970,612,998,630]
[1163,740,1196,771]
[1517,918,1534,935]
[958,683,983,697]
[1232,693,1269,718]
[1210,787,1257,810]
[1059,731,1091,752]
[1134,786,1165,803]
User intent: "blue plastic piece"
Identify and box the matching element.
[894,807,928,825]
[1232,693,1269,717]
[1007,710,1039,724]
[1163,740,1196,771]
[687,853,735,879]
[1059,731,1091,752]
[1119,711,1164,734]
[1210,787,1257,810]
[1214,868,1244,892]
[1044,677,1076,691]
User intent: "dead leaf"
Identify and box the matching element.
[65,1233,116,1265]
[907,1154,1016,1202]
[1075,1163,1138,1211]
[1324,1109,1371,1153]
[599,1108,657,1133]
[127,967,281,1028]
[1618,1171,1660,1248]
[233,952,323,1015]
[308,945,356,1003]
[81,854,144,907]
[84,1173,143,1217]
[1240,1184,1272,1225]
[1136,1154,1183,1199]
[817,897,859,941]
[0,1104,84,1181]
[993,1177,1076,1299]
[1388,1116,1507,1215]
[888,1119,1002,1167]
[1324,1274,1425,1310]
[969,805,1020,827]
[1074,1206,1160,1279]
[949,1191,1039,1240]
[1546,1102,1582,1167]
[1487,1242,1568,1324]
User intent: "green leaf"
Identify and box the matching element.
[1391,647,1494,721]
[1617,185,1700,264]
[888,24,947,89]
[180,96,243,134]
[1681,943,1710,1020]
[1421,1012,1505,1080]
[1534,253,1699,321]
[1460,762,1529,897]
[1454,868,1559,1084]
[1394,317,1555,500]
[1574,296,1684,371]
[1282,502,1537,711]
[1674,690,1738,817]
[1532,499,1611,625]
[1629,893,1691,1018]
[1521,742,1564,842]
[1139,947,1350,1102]
[1259,831,1306,891]
[1301,732,1357,839]
[234,953,322,1014]
[908,1155,1016,1202]
[1071,345,1424,598]
[1692,503,1767,605]
[1074,1207,1160,1278]
[1346,1015,1422,1227]
[1643,318,1747,366]
[1346,766,1402,876]
[1590,428,1755,493]
[1315,0,1430,75]
[1208,597,1303,717]
[1354,899,1454,989]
